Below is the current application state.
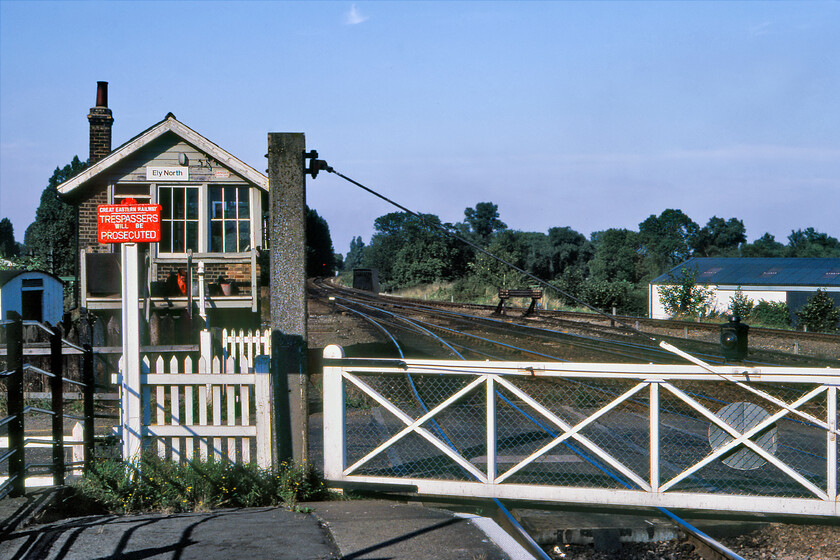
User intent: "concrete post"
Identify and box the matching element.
[267,133,309,466]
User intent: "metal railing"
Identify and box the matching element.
[322,344,840,517]
[0,312,96,498]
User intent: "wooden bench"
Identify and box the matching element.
[494,289,543,317]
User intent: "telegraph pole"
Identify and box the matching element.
[267,133,309,465]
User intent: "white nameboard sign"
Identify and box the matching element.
[146,166,189,181]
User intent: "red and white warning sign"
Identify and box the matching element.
[97,198,162,243]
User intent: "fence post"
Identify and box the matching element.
[322,345,345,482]
[6,311,25,497]
[200,329,212,365]
[82,343,95,472]
[254,355,273,469]
[71,422,84,475]
[828,385,837,502]
[50,323,65,487]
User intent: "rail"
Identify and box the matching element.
[0,312,96,498]
[323,346,840,517]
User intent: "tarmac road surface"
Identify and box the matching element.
[1,500,534,560]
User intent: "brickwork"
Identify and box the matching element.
[156,261,254,295]
[87,107,113,163]
[78,190,111,253]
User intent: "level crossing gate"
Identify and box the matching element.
[322,345,840,517]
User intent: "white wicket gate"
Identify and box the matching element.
[115,353,272,468]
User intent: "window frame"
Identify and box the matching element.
[208,185,253,253]
[129,182,257,260]
[157,184,203,257]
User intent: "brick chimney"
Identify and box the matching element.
[87,81,114,164]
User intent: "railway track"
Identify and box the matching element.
[311,279,837,368]
[310,279,765,560]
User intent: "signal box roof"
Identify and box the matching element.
[651,258,840,287]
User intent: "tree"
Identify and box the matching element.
[657,267,715,319]
[638,209,699,275]
[691,216,746,257]
[589,228,643,283]
[796,290,839,333]
[516,231,552,280]
[23,156,88,276]
[305,207,336,277]
[547,226,593,280]
[740,233,785,257]
[343,236,366,271]
[786,228,840,257]
[471,229,529,288]
[462,202,507,246]
[0,218,19,260]
[362,212,466,289]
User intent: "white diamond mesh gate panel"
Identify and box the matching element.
[322,345,840,517]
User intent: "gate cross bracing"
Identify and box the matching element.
[322,345,840,517]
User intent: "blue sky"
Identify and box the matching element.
[1,1,838,254]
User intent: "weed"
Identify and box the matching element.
[71,453,335,515]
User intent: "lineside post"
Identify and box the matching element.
[50,323,65,487]
[267,132,309,466]
[6,311,25,497]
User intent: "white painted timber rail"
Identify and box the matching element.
[322,344,840,517]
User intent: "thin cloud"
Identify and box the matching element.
[748,21,772,37]
[344,4,368,25]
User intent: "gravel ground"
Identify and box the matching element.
[544,523,840,559]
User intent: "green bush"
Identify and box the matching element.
[451,275,496,302]
[728,288,754,321]
[578,279,646,315]
[796,290,840,333]
[750,301,791,329]
[74,454,332,515]
[657,268,715,319]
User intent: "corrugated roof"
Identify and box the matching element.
[650,258,840,287]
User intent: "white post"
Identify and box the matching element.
[828,385,837,501]
[650,381,660,492]
[71,422,84,475]
[322,345,346,481]
[121,243,142,464]
[200,329,212,365]
[254,355,273,469]
[486,375,496,483]
[197,261,207,320]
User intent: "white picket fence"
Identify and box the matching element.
[115,349,272,468]
[220,328,271,368]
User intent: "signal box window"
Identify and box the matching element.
[209,186,250,252]
[159,186,199,254]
